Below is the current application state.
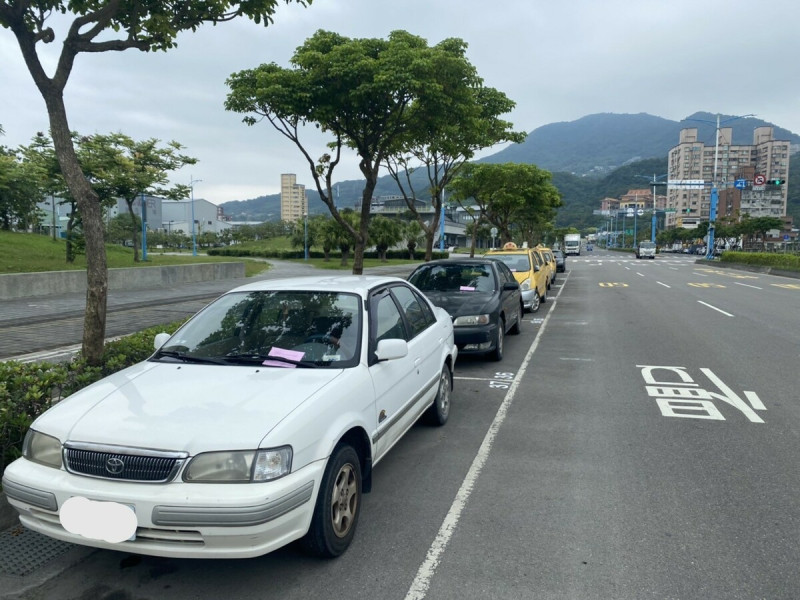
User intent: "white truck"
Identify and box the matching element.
[563,234,581,256]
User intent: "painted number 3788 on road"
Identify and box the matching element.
[3,275,458,559]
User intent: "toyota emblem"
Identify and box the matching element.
[105,457,125,475]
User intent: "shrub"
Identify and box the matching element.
[719,252,800,272]
[0,319,187,478]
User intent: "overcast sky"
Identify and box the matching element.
[2,0,799,206]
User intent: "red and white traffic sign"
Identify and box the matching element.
[754,174,766,186]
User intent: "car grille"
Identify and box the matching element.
[64,443,187,483]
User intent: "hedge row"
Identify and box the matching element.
[719,252,800,272]
[207,247,449,261]
[0,320,187,478]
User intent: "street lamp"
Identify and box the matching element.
[189,176,202,257]
[304,212,309,260]
[439,189,446,251]
[637,173,668,243]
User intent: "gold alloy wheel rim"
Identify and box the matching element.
[331,463,358,538]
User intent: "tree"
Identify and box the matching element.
[78,133,196,262]
[449,163,562,247]
[226,29,449,275]
[0,0,309,365]
[368,215,402,262]
[0,146,44,231]
[401,219,424,260]
[384,38,524,260]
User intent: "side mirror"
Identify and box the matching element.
[154,332,171,350]
[375,338,408,361]
[503,281,520,291]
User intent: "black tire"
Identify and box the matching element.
[303,444,361,558]
[509,303,523,335]
[530,291,541,313]
[491,319,504,361]
[426,365,452,426]
[540,286,547,304]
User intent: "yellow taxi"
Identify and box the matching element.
[534,245,557,287]
[484,243,548,312]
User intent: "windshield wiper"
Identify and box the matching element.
[223,353,318,369]
[153,350,226,365]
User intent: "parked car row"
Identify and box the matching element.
[406,242,561,363]
[4,244,564,563]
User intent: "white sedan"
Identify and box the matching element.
[2,275,457,559]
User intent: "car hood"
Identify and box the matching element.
[420,291,495,318]
[32,361,344,455]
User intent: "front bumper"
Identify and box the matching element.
[519,289,535,310]
[2,457,325,559]
[453,323,498,354]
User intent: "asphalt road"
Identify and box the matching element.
[6,251,800,600]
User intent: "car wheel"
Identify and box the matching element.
[491,319,504,361]
[530,291,540,313]
[426,365,452,426]
[304,444,361,558]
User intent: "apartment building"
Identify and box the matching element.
[281,173,308,223]
[667,126,790,228]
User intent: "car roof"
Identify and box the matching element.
[484,249,529,256]
[419,258,498,265]
[227,274,409,298]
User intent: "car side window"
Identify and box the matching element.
[531,251,543,267]
[373,292,407,343]
[495,262,515,285]
[391,285,434,339]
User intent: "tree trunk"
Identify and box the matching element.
[46,94,108,365]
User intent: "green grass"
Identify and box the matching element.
[0,231,270,277]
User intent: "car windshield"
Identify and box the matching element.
[485,254,530,273]
[640,242,656,248]
[152,290,361,368]
[409,263,496,293]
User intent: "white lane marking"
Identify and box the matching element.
[559,357,593,361]
[625,266,631,270]
[670,267,679,271]
[636,272,645,277]
[734,282,763,290]
[404,270,569,600]
[657,281,671,288]
[745,390,767,411]
[698,301,734,317]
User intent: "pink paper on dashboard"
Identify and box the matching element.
[459,286,476,291]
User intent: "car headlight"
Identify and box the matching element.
[520,278,531,291]
[453,314,490,327]
[183,447,292,483]
[22,430,63,469]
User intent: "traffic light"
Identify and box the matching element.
[768,179,785,185]
[685,207,691,213]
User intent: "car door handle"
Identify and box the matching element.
[414,358,422,367]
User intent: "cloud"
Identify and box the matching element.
[2,0,798,205]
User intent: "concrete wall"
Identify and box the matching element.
[0,263,246,300]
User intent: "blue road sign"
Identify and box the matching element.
[734,179,747,189]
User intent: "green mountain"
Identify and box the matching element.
[220,111,800,229]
